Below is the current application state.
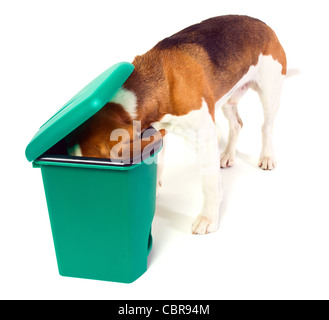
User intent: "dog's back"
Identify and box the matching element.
[156,16,285,65]
[123,15,287,125]
[154,15,286,99]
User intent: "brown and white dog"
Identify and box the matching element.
[68,15,289,234]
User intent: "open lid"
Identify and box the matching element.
[25,62,134,162]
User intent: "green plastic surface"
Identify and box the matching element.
[26,62,161,283]
[40,157,158,283]
[25,62,134,162]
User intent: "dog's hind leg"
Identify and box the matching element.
[220,84,249,168]
[220,103,243,168]
[256,56,285,170]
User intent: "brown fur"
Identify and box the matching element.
[69,15,286,158]
[127,15,286,121]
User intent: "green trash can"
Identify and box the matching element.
[25,62,162,283]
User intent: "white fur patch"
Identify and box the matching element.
[153,100,214,143]
[217,54,284,170]
[111,87,137,119]
[67,144,82,157]
[153,54,285,233]
[154,100,222,234]
[215,54,283,109]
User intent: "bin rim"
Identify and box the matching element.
[33,146,162,171]
[33,126,163,169]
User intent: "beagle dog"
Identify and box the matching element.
[67,15,288,234]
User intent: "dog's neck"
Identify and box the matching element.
[123,50,170,130]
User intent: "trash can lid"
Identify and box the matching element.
[25,62,134,162]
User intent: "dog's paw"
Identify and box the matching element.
[192,215,219,235]
[220,152,235,168]
[258,156,276,170]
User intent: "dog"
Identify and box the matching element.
[67,15,289,235]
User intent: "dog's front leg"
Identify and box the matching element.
[192,124,223,234]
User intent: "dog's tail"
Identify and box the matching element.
[285,68,300,79]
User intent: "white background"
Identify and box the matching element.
[1,0,329,300]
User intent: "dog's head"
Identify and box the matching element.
[68,102,165,162]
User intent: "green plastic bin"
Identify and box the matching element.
[25,62,162,283]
